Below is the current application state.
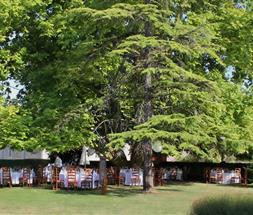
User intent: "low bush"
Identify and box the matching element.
[189,194,253,215]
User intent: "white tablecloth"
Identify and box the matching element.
[176,169,183,180]
[10,169,35,185]
[163,168,183,181]
[11,170,22,185]
[92,171,99,188]
[44,164,53,182]
[120,169,143,186]
[223,172,240,184]
[210,170,240,184]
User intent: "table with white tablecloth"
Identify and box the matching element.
[10,169,35,185]
[44,164,53,182]
[59,168,99,189]
[10,169,22,185]
[120,169,143,186]
[223,172,240,184]
[210,169,241,184]
[163,168,183,181]
[0,168,35,185]
[176,169,183,181]
[92,171,99,188]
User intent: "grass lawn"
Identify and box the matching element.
[0,183,252,215]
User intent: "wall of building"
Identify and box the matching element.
[0,146,49,160]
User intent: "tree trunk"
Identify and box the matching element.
[142,71,154,192]
[143,139,153,191]
[99,156,107,194]
[142,0,154,192]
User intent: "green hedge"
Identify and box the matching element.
[189,195,253,215]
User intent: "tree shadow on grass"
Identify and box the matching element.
[53,185,143,198]
[215,183,249,188]
[156,188,183,192]
[108,186,143,197]
[47,181,196,197]
[165,181,194,186]
[156,182,194,192]
[53,182,195,197]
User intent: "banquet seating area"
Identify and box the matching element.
[0,165,147,189]
[0,165,100,189]
[163,167,183,181]
[107,167,184,186]
[103,167,144,186]
[0,165,247,189]
[206,168,242,184]
[0,167,35,187]
[119,168,143,186]
[42,164,100,190]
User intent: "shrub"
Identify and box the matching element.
[189,195,253,215]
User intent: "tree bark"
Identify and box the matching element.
[142,71,154,192]
[142,0,154,192]
[143,139,153,191]
[99,156,107,194]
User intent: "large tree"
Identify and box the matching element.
[1,0,253,192]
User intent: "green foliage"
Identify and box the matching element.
[0,0,252,162]
[110,114,214,159]
[219,6,253,81]
[110,101,252,162]
[41,107,97,152]
[0,97,37,150]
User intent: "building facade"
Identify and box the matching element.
[0,146,49,160]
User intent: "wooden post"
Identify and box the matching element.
[244,167,248,186]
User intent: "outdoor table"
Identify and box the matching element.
[121,168,143,186]
[223,172,231,184]
[10,169,22,185]
[163,168,183,181]
[176,169,183,180]
[92,170,99,188]
[10,169,35,185]
[123,169,132,185]
[223,172,239,184]
[210,169,240,184]
[44,164,53,182]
